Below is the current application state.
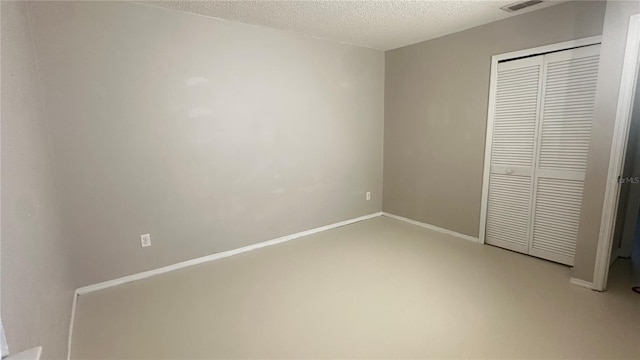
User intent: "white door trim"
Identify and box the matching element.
[479,36,602,244]
[593,14,640,292]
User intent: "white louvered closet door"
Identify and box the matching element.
[529,45,601,265]
[485,44,600,265]
[485,56,544,254]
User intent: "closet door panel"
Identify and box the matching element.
[486,174,533,251]
[530,45,600,265]
[486,56,543,253]
[537,47,599,173]
[529,177,584,265]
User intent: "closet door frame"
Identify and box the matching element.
[479,35,602,246]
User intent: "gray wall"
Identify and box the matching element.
[27,1,384,287]
[574,0,640,283]
[1,1,74,359]
[383,1,606,238]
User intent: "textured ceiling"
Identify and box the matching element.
[142,0,565,50]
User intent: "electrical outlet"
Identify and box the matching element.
[140,233,151,247]
[366,192,371,201]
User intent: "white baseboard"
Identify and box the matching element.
[75,212,383,297]
[67,211,383,359]
[569,277,594,290]
[382,212,479,243]
[67,290,78,360]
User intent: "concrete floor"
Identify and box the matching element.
[72,216,640,359]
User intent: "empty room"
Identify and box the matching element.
[2,0,640,359]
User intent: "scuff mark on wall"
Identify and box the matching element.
[185,76,209,86]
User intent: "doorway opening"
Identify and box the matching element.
[610,65,640,294]
[594,14,640,291]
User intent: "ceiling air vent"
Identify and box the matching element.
[500,0,543,12]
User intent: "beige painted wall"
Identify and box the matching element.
[383,1,606,237]
[574,0,640,283]
[1,1,74,359]
[27,1,384,287]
